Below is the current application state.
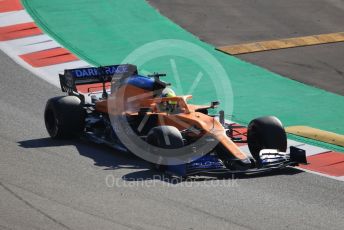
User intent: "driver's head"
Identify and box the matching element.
[161,88,176,97]
[161,88,177,105]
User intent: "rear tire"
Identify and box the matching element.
[44,96,85,139]
[247,116,287,161]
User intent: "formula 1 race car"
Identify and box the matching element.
[44,64,307,177]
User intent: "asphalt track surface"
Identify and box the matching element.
[148,0,344,95]
[1,51,344,229]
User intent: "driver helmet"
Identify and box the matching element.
[161,88,177,105]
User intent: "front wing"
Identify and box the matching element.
[165,146,307,177]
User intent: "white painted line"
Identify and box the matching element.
[0,10,33,27]
[287,139,330,156]
[0,39,90,87]
[0,6,92,88]
[2,34,60,55]
[297,167,344,182]
[40,60,91,85]
[1,40,61,86]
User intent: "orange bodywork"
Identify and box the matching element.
[95,84,248,160]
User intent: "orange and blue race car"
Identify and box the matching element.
[44,64,307,177]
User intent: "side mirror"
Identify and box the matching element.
[210,101,220,108]
[148,73,167,79]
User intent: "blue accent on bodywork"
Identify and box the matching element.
[167,164,187,176]
[125,75,155,90]
[187,155,224,170]
[165,155,225,177]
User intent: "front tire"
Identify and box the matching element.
[147,126,184,149]
[147,126,184,171]
[247,116,287,161]
[44,96,85,139]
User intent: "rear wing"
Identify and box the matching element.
[59,64,138,94]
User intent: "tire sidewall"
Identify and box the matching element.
[247,116,287,160]
[44,96,85,139]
